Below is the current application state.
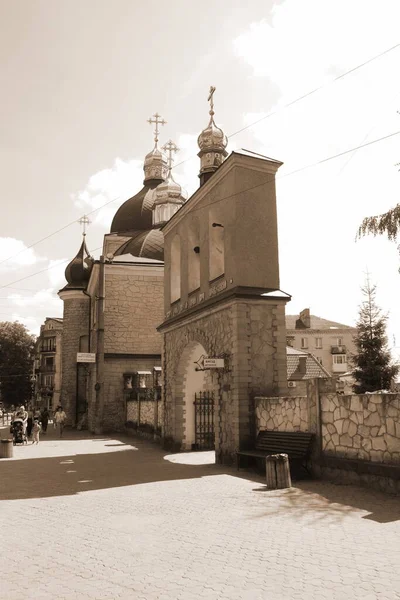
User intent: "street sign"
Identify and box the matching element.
[76,352,96,363]
[203,358,224,369]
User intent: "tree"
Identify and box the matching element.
[0,321,36,408]
[358,204,400,242]
[352,281,399,394]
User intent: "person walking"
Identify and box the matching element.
[41,407,49,433]
[19,405,28,436]
[54,406,66,438]
[32,418,41,444]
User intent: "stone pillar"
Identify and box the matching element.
[58,289,90,427]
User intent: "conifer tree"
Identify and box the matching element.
[352,280,398,394]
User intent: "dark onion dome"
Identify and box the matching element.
[110,184,159,233]
[64,237,93,289]
[115,228,164,261]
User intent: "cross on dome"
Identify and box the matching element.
[78,215,91,236]
[162,140,179,171]
[208,86,216,116]
[147,112,167,146]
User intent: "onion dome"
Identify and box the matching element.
[197,86,228,185]
[116,229,164,261]
[64,237,93,289]
[152,140,187,226]
[110,112,168,234]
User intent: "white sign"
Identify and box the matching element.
[76,352,96,363]
[203,358,224,369]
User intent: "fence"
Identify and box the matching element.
[126,387,163,436]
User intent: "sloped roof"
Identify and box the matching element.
[285,314,354,330]
[286,347,331,380]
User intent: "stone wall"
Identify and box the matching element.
[126,398,163,429]
[105,269,164,354]
[321,393,400,464]
[255,396,310,433]
[162,297,288,463]
[60,294,89,426]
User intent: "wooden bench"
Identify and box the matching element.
[236,430,315,475]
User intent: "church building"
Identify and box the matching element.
[58,88,291,462]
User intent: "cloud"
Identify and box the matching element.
[232,0,400,352]
[47,258,69,289]
[0,237,46,270]
[73,157,144,228]
[7,289,62,335]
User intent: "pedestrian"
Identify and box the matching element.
[54,406,66,438]
[32,418,41,444]
[26,405,34,439]
[19,405,28,436]
[41,407,49,433]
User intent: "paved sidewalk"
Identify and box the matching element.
[0,426,399,600]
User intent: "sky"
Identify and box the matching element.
[1,0,400,355]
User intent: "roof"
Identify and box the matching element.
[285,314,355,330]
[115,229,164,261]
[233,149,282,164]
[286,347,331,380]
[110,181,161,234]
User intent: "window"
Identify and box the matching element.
[45,357,54,368]
[209,212,225,281]
[188,220,200,293]
[336,337,343,346]
[333,355,347,364]
[170,234,181,303]
[42,337,56,352]
[315,337,322,349]
[301,337,308,349]
[286,336,295,347]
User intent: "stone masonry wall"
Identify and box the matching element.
[60,296,89,426]
[163,298,288,463]
[126,399,163,429]
[255,396,310,433]
[101,358,161,432]
[321,393,400,464]
[105,271,164,354]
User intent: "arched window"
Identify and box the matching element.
[188,220,200,293]
[209,216,225,280]
[171,234,181,303]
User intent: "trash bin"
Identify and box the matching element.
[266,453,291,489]
[0,438,13,459]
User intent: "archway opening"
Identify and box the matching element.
[174,341,215,457]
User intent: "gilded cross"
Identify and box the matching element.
[78,215,91,236]
[162,139,179,170]
[147,112,167,145]
[208,86,216,115]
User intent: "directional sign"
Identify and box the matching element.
[203,358,224,369]
[76,352,96,363]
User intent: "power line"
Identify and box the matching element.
[0,129,398,297]
[2,41,399,270]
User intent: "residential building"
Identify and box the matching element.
[33,317,63,410]
[285,308,357,376]
[286,346,331,395]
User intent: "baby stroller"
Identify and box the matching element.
[11,418,28,445]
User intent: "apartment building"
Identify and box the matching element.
[33,317,63,410]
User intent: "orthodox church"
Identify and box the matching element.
[59,89,290,462]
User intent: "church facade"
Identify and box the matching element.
[58,89,291,460]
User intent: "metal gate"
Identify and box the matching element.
[193,391,215,450]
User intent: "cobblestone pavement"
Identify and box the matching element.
[1,426,400,600]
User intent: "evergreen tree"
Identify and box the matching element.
[352,281,399,393]
[0,321,36,408]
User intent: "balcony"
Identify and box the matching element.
[332,362,348,373]
[41,347,56,353]
[41,365,55,374]
[331,345,346,354]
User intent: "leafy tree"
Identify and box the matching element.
[0,321,36,408]
[352,281,399,393]
[358,204,400,242]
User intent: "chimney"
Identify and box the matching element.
[299,308,311,328]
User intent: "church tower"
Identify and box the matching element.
[197,86,228,186]
[58,232,93,426]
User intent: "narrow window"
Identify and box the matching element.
[301,337,308,349]
[315,337,322,349]
[171,234,181,303]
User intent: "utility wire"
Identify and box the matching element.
[2,41,399,269]
[0,130,398,298]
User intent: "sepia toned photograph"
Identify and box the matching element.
[1,1,400,598]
